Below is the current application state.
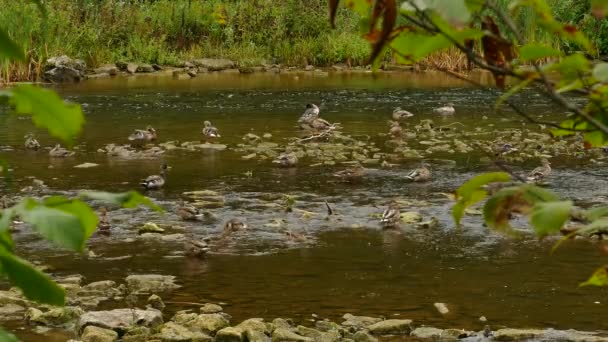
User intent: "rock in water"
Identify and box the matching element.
[215,327,244,342]
[147,294,165,311]
[125,274,180,294]
[43,55,85,83]
[78,308,163,334]
[434,302,449,315]
[200,303,223,314]
[153,322,212,341]
[367,319,413,335]
[411,327,443,339]
[271,328,313,342]
[341,314,382,329]
[81,325,118,342]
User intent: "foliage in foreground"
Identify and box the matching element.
[333,0,608,286]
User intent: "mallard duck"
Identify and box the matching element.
[380,201,401,228]
[202,121,221,143]
[298,103,320,122]
[392,107,414,121]
[49,144,75,158]
[222,218,247,237]
[333,164,366,182]
[388,121,402,138]
[140,163,169,190]
[24,134,40,150]
[433,103,455,115]
[128,126,157,144]
[97,207,111,235]
[494,143,518,156]
[185,237,210,258]
[526,158,551,183]
[273,152,298,167]
[177,202,203,221]
[405,163,431,182]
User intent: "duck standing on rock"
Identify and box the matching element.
[185,236,210,258]
[392,107,414,121]
[97,207,111,235]
[49,144,75,158]
[141,163,169,190]
[333,163,366,182]
[380,201,401,228]
[526,158,551,183]
[273,152,298,168]
[405,163,431,182]
[177,201,203,221]
[433,103,455,115]
[24,133,40,150]
[202,121,221,143]
[298,104,336,132]
[299,103,320,122]
[128,126,157,145]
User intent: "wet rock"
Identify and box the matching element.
[442,328,470,339]
[74,162,99,168]
[139,222,165,234]
[0,303,25,320]
[94,65,118,76]
[272,328,313,342]
[44,66,83,83]
[126,63,138,74]
[493,328,546,341]
[272,318,294,331]
[236,318,270,335]
[81,325,118,342]
[411,327,443,339]
[400,211,422,224]
[58,275,85,286]
[242,153,257,160]
[154,321,212,341]
[81,280,120,297]
[434,302,449,315]
[122,326,151,342]
[26,306,84,327]
[79,308,163,334]
[191,58,235,71]
[147,294,165,311]
[352,331,377,342]
[314,321,340,333]
[341,314,382,329]
[137,64,154,73]
[152,64,163,71]
[216,327,244,342]
[367,319,412,335]
[126,274,180,294]
[174,313,230,335]
[200,303,223,314]
[296,326,340,342]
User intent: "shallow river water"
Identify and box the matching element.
[2,71,608,340]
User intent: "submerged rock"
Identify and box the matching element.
[367,319,412,335]
[81,325,118,342]
[78,308,163,334]
[125,274,180,294]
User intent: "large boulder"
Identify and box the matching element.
[367,319,412,335]
[215,327,244,342]
[153,322,212,342]
[78,308,163,334]
[81,325,118,342]
[43,55,85,83]
[125,274,180,294]
[191,58,235,71]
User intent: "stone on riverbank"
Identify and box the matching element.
[341,314,382,329]
[44,55,85,83]
[352,331,377,342]
[236,318,270,335]
[272,328,313,342]
[147,294,165,311]
[200,303,223,314]
[79,308,163,334]
[126,63,138,74]
[94,64,118,76]
[154,321,212,341]
[125,274,180,294]
[411,327,443,339]
[216,327,244,342]
[192,58,235,71]
[173,312,230,335]
[26,306,84,328]
[367,319,412,335]
[81,325,118,342]
[296,325,340,342]
[137,63,154,73]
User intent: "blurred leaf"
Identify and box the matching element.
[0,247,65,305]
[519,43,563,61]
[0,29,25,61]
[431,0,471,25]
[345,0,372,16]
[583,130,608,147]
[9,85,84,146]
[551,118,588,137]
[592,0,608,18]
[453,189,487,225]
[553,218,608,253]
[465,0,484,12]
[80,191,163,211]
[44,197,98,245]
[593,63,608,82]
[580,266,608,287]
[392,28,483,63]
[529,201,572,237]
[585,207,608,221]
[0,328,19,342]
[544,53,589,81]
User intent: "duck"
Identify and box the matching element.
[526,158,551,183]
[273,152,298,167]
[202,121,221,143]
[185,236,210,258]
[140,163,169,190]
[128,126,157,144]
[433,103,455,115]
[24,134,40,150]
[97,207,111,235]
[176,201,203,221]
[298,103,320,122]
[388,121,402,138]
[494,143,518,157]
[49,144,75,158]
[333,164,366,182]
[405,163,431,182]
[222,218,248,238]
[380,201,401,228]
[392,107,414,121]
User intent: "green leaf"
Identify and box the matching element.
[592,0,608,18]
[28,0,47,16]
[9,85,84,146]
[585,207,608,221]
[0,247,64,305]
[584,130,608,147]
[519,43,563,61]
[0,328,19,342]
[345,0,371,16]
[392,28,483,63]
[580,266,608,287]
[431,0,471,25]
[0,29,25,61]
[544,54,590,82]
[452,172,511,225]
[45,197,98,245]
[80,191,163,212]
[593,63,608,82]
[529,201,572,237]
[551,118,588,137]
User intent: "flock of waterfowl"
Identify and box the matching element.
[18,101,553,244]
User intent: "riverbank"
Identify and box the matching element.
[5,273,608,341]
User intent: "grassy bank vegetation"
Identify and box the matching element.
[1,0,608,81]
